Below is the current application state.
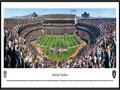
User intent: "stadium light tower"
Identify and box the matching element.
[71,9,77,24]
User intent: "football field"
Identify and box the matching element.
[35,34,86,62]
[38,34,83,48]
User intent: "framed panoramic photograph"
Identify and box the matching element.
[1,1,119,89]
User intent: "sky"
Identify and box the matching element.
[4,8,116,18]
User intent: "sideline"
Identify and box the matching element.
[67,43,86,59]
[31,38,50,59]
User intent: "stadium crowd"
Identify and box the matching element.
[25,29,43,42]
[44,26,76,34]
[44,14,75,19]
[4,18,44,68]
[19,24,43,37]
[4,18,116,68]
[59,19,116,68]
[4,27,57,68]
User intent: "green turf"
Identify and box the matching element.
[36,34,85,62]
[38,35,82,48]
[41,47,78,63]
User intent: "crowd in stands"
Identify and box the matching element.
[4,26,55,68]
[76,30,90,44]
[4,18,44,68]
[25,29,43,42]
[44,23,75,27]
[45,20,75,24]
[4,18,43,38]
[77,23,100,40]
[44,14,75,19]
[4,18,116,68]
[4,28,29,68]
[19,25,43,38]
[44,26,76,34]
[59,19,116,68]
[77,19,114,32]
